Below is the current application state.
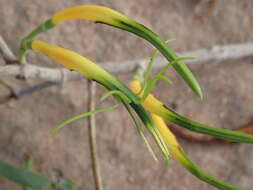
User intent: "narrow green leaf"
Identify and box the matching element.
[152,126,171,162]
[136,38,175,96]
[156,75,172,84]
[0,160,51,190]
[143,50,158,87]
[123,103,158,161]
[49,104,118,135]
[171,56,196,64]
[142,75,172,101]
[164,38,177,44]
[100,90,131,104]
[129,103,170,162]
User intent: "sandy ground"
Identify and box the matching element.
[0,0,253,190]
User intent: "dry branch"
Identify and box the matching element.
[87,81,103,190]
[0,36,16,62]
[0,35,253,83]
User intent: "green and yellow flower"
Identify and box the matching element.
[130,78,253,143]
[29,39,253,144]
[19,6,253,189]
[19,5,202,98]
[29,39,170,162]
[26,38,249,190]
[130,79,241,190]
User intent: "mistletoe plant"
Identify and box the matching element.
[18,5,252,190]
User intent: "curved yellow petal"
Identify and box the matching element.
[130,80,180,155]
[31,40,113,82]
[52,5,130,26]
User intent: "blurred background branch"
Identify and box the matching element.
[1,35,253,83]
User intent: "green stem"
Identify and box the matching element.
[24,155,34,190]
[19,19,55,63]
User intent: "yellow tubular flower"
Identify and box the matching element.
[31,40,171,160]
[19,5,203,98]
[130,80,183,160]
[151,113,240,190]
[130,80,241,190]
[51,5,202,99]
[52,5,130,26]
[130,79,253,143]
[31,40,114,83]
[30,40,142,102]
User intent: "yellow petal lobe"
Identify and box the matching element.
[52,5,129,26]
[130,80,183,159]
[31,40,111,81]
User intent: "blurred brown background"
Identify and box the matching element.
[0,0,253,190]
